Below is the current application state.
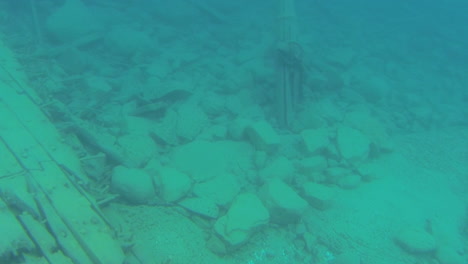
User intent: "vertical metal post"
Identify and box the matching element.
[29,0,42,44]
[276,0,303,129]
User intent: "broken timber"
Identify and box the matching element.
[0,37,125,263]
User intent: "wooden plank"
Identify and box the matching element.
[0,90,125,264]
[0,37,42,104]
[0,198,35,259]
[0,138,24,179]
[31,186,94,264]
[0,34,125,264]
[0,101,50,171]
[31,162,125,264]
[22,253,50,264]
[0,175,40,219]
[19,212,74,264]
[0,86,88,184]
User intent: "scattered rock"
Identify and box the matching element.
[336,125,370,163]
[84,76,112,94]
[315,99,344,124]
[111,166,155,204]
[298,156,328,175]
[436,246,465,264]
[259,179,308,224]
[170,140,253,182]
[302,182,337,210]
[395,227,437,254]
[327,47,356,69]
[336,174,362,189]
[200,93,226,117]
[259,156,295,183]
[142,78,193,103]
[294,107,326,131]
[206,234,227,255]
[193,174,240,207]
[56,47,90,74]
[150,109,179,146]
[176,103,209,142]
[253,151,267,169]
[325,167,350,183]
[46,0,101,43]
[355,75,391,103]
[117,134,157,168]
[106,24,152,57]
[214,193,269,247]
[344,108,394,154]
[323,70,345,91]
[329,252,361,264]
[356,161,382,181]
[301,128,330,154]
[245,120,280,153]
[227,118,250,140]
[178,197,219,219]
[201,124,228,140]
[155,167,192,203]
[81,152,107,180]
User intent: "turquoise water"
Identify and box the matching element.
[0,0,466,263]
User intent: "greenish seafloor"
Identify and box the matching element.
[0,1,466,263]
